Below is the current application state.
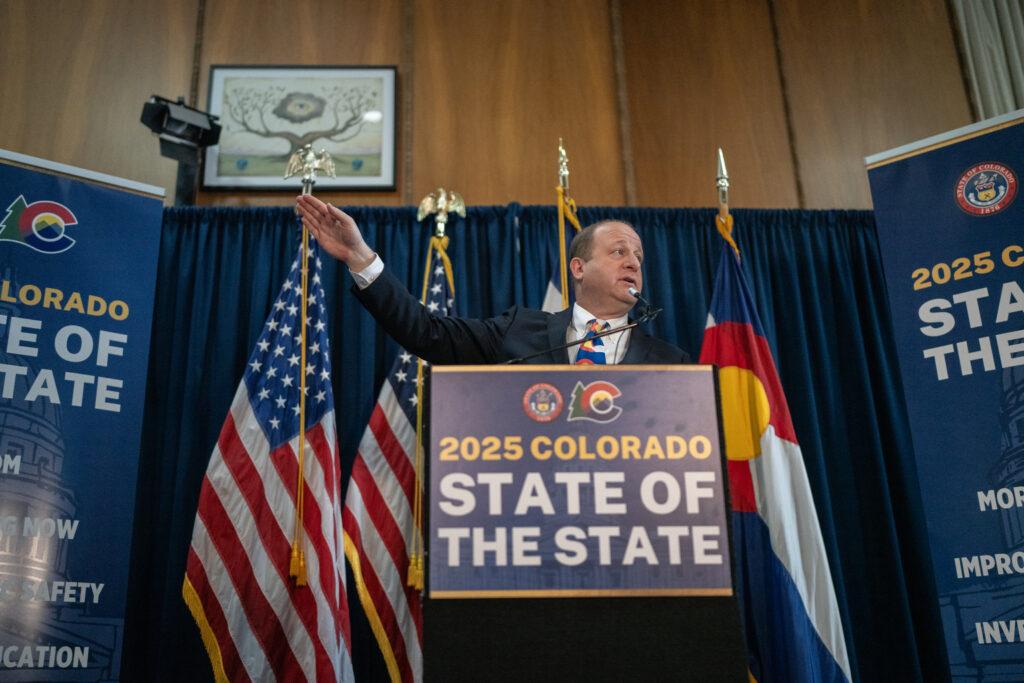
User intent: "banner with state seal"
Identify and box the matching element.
[867,110,1024,679]
[0,150,163,679]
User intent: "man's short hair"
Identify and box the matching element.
[569,219,636,262]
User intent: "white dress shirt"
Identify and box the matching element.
[351,253,384,289]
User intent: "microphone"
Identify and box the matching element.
[628,287,662,322]
[628,286,652,309]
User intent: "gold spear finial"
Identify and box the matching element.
[558,138,570,191]
[417,187,466,238]
[285,144,336,195]
[716,147,729,212]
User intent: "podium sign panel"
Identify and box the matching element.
[428,365,732,598]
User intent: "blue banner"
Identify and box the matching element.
[0,156,161,679]
[868,113,1024,679]
[428,366,732,598]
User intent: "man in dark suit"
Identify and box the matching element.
[296,195,689,364]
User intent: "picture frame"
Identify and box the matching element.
[203,65,396,190]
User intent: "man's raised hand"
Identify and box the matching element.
[296,195,376,272]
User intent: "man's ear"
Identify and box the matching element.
[569,256,585,280]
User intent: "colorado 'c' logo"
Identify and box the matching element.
[567,380,623,423]
[0,195,78,254]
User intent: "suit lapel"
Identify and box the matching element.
[621,322,653,364]
[547,308,574,364]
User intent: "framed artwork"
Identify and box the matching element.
[203,65,396,190]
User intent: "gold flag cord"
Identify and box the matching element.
[282,144,334,588]
[289,224,310,586]
[557,187,569,309]
[716,206,739,259]
[555,186,582,309]
[408,235,452,591]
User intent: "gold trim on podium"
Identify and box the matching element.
[430,364,713,373]
[430,587,733,599]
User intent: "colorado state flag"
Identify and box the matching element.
[700,224,851,682]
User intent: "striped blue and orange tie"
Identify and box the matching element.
[575,319,609,365]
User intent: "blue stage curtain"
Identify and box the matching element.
[123,205,946,682]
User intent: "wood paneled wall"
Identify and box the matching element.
[773,0,973,208]
[0,0,197,198]
[621,0,798,208]
[411,0,625,206]
[0,0,974,209]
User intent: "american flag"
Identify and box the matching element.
[342,240,454,683]
[183,236,355,682]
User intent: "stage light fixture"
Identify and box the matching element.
[140,95,221,205]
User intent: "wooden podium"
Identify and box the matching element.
[422,365,747,681]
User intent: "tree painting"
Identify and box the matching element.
[214,74,386,179]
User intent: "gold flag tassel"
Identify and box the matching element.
[289,223,310,586]
[556,139,582,309]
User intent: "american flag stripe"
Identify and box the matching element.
[361,394,416,543]
[356,402,423,612]
[185,238,353,683]
[344,520,407,679]
[213,411,333,680]
[324,420,354,663]
[184,549,247,682]
[349,453,424,639]
[268,432,345,641]
[344,475,422,678]
[224,366,347,679]
[307,425,339,507]
[195,488,307,680]
[347,382,425,657]
[349,458,410,578]
[189,525,270,682]
[202,459,325,682]
[229,418,348,678]
[216,411,331,655]
[304,426,344,607]
[343,506,414,683]
[367,401,415,505]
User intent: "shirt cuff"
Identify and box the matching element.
[350,254,383,289]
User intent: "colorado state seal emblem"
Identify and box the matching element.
[956,162,1017,216]
[522,383,563,423]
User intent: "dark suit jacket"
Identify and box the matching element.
[354,268,690,365]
